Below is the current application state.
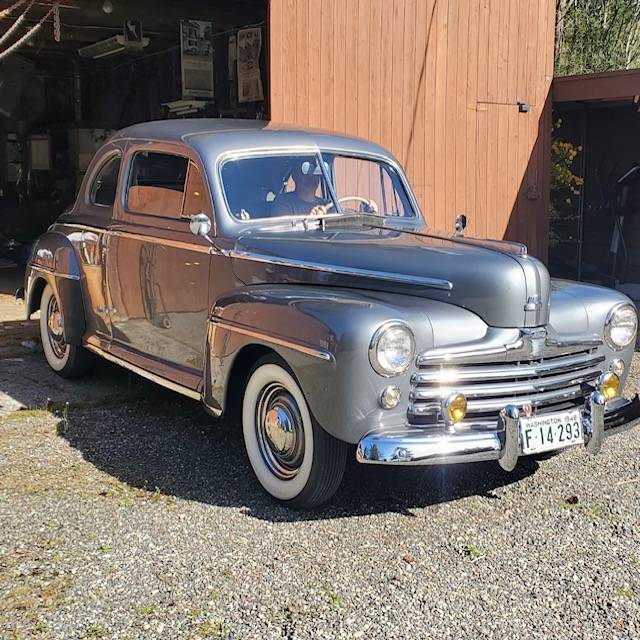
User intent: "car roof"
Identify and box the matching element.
[110,119,395,162]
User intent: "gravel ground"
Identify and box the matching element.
[1,313,640,639]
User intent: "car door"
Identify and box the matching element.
[106,143,212,387]
[66,148,122,347]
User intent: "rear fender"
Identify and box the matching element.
[25,232,86,345]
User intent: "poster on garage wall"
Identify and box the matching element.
[237,27,264,103]
[180,20,214,99]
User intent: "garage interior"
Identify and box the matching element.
[0,0,268,269]
[549,69,640,303]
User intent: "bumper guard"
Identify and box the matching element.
[355,393,640,467]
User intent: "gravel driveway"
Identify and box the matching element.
[1,316,640,639]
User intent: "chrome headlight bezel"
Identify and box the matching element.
[604,302,638,351]
[369,321,415,377]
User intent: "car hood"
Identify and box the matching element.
[230,224,550,328]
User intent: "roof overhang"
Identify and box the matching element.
[553,68,640,104]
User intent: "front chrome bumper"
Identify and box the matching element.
[356,393,640,467]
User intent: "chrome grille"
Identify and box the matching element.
[409,349,605,426]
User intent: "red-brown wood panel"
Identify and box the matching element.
[268,0,555,261]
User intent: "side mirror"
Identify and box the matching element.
[454,214,467,237]
[189,213,212,238]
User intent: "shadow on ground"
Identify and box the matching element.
[0,332,538,522]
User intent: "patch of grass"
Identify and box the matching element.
[196,620,228,638]
[2,576,71,615]
[321,584,344,611]
[461,544,484,559]
[559,498,619,522]
[99,480,176,510]
[5,409,51,421]
[33,619,49,633]
[616,587,636,599]
[465,497,485,511]
[43,536,65,549]
[138,604,156,617]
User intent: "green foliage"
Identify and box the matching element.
[555,0,640,75]
[549,118,584,247]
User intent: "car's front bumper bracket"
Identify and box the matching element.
[355,394,640,466]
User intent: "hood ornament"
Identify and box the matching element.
[524,295,542,312]
[454,213,467,237]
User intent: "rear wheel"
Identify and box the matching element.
[39,284,91,378]
[242,358,347,508]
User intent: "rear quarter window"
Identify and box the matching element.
[90,155,121,208]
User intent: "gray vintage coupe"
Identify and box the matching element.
[21,119,640,507]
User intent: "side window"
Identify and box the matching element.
[126,151,189,217]
[182,162,208,217]
[91,156,121,207]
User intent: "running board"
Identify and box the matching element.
[84,343,201,401]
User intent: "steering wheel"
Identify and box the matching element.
[312,195,379,216]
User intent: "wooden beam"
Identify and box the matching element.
[553,69,640,103]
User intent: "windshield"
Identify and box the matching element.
[220,151,417,221]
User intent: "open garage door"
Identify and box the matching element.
[0,0,268,270]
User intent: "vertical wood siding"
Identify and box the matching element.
[269,0,555,259]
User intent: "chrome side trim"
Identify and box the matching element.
[110,229,213,254]
[84,343,203,402]
[210,318,333,361]
[29,264,80,281]
[230,250,453,291]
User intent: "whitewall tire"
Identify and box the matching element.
[39,284,90,378]
[242,358,347,508]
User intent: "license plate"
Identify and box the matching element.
[519,409,584,455]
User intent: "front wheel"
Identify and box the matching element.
[39,283,91,378]
[242,358,348,508]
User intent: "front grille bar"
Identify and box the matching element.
[411,353,605,385]
[409,384,590,416]
[410,368,601,401]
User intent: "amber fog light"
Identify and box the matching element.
[380,385,401,409]
[598,372,620,400]
[610,358,625,377]
[444,392,467,424]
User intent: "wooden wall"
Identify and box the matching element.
[268,0,556,260]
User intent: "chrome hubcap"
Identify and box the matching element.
[46,295,67,359]
[255,383,305,480]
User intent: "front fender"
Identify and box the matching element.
[206,284,486,444]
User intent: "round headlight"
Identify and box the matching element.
[369,321,415,376]
[604,303,638,350]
